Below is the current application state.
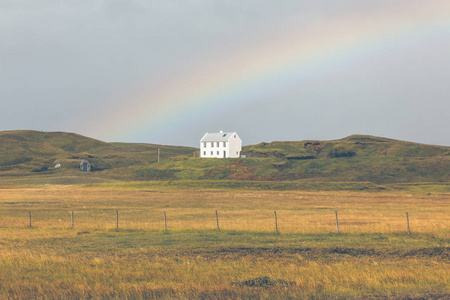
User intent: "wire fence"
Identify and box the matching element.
[0,208,447,235]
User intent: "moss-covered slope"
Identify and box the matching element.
[135,135,450,184]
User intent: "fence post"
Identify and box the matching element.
[71,211,74,229]
[406,212,411,235]
[335,211,339,234]
[164,211,167,231]
[29,211,32,228]
[116,210,119,230]
[215,210,220,231]
[274,211,278,233]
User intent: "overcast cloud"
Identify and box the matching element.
[1,0,449,146]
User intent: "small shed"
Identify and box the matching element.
[80,160,91,172]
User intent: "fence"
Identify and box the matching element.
[1,209,445,235]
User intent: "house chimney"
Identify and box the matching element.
[220,130,223,133]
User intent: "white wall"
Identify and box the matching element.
[200,141,228,158]
[228,133,242,158]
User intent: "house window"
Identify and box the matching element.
[211,142,214,147]
[223,142,226,147]
[234,135,236,138]
[211,151,213,155]
[217,151,219,155]
[203,151,206,155]
[203,142,206,148]
[216,142,219,147]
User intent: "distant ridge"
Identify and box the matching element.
[1,130,449,185]
[0,130,196,179]
[243,134,450,159]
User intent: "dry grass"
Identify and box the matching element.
[0,185,448,299]
[0,186,448,235]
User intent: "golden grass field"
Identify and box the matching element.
[0,184,448,299]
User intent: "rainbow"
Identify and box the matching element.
[86,1,450,143]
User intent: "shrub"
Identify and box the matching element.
[134,168,178,180]
[328,149,356,158]
[31,166,48,172]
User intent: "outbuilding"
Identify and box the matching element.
[200,131,242,158]
[80,160,91,172]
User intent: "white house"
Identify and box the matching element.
[200,131,242,158]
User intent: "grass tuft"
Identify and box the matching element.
[232,276,295,287]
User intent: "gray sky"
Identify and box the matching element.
[1,0,449,147]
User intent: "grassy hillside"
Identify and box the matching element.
[0,130,196,180]
[134,135,450,184]
[1,131,449,186]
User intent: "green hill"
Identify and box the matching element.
[134,135,450,184]
[0,130,196,182]
[1,131,449,186]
